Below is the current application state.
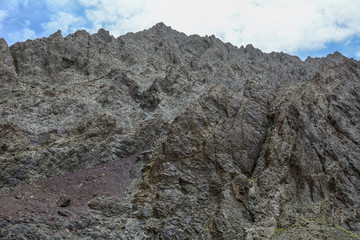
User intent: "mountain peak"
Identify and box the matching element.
[151,22,169,29]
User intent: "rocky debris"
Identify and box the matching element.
[57,209,71,217]
[271,217,360,240]
[0,23,359,239]
[0,154,138,219]
[87,197,132,217]
[57,195,71,207]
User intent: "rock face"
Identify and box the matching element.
[0,23,359,239]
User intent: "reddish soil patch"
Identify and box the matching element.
[0,153,139,219]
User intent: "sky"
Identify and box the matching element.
[0,0,360,60]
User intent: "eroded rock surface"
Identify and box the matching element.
[0,23,359,239]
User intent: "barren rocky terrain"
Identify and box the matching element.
[0,23,359,239]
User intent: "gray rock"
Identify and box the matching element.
[0,22,359,239]
[57,209,71,217]
[57,195,71,207]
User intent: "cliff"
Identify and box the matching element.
[0,23,359,239]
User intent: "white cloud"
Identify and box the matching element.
[45,0,78,12]
[356,50,360,58]
[36,0,360,55]
[41,12,85,36]
[79,0,146,35]
[142,0,360,54]
[1,1,20,11]
[22,27,36,40]
[0,10,7,30]
[0,10,7,18]
[22,0,29,8]
[6,27,36,43]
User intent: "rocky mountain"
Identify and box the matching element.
[0,22,359,239]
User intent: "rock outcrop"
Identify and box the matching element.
[0,23,359,239]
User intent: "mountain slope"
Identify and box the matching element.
[0,23,359,239]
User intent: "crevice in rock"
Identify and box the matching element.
[327,114,358,146]
[9,50,20,75]
[61,57,75,69]
[249,110,276,178]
